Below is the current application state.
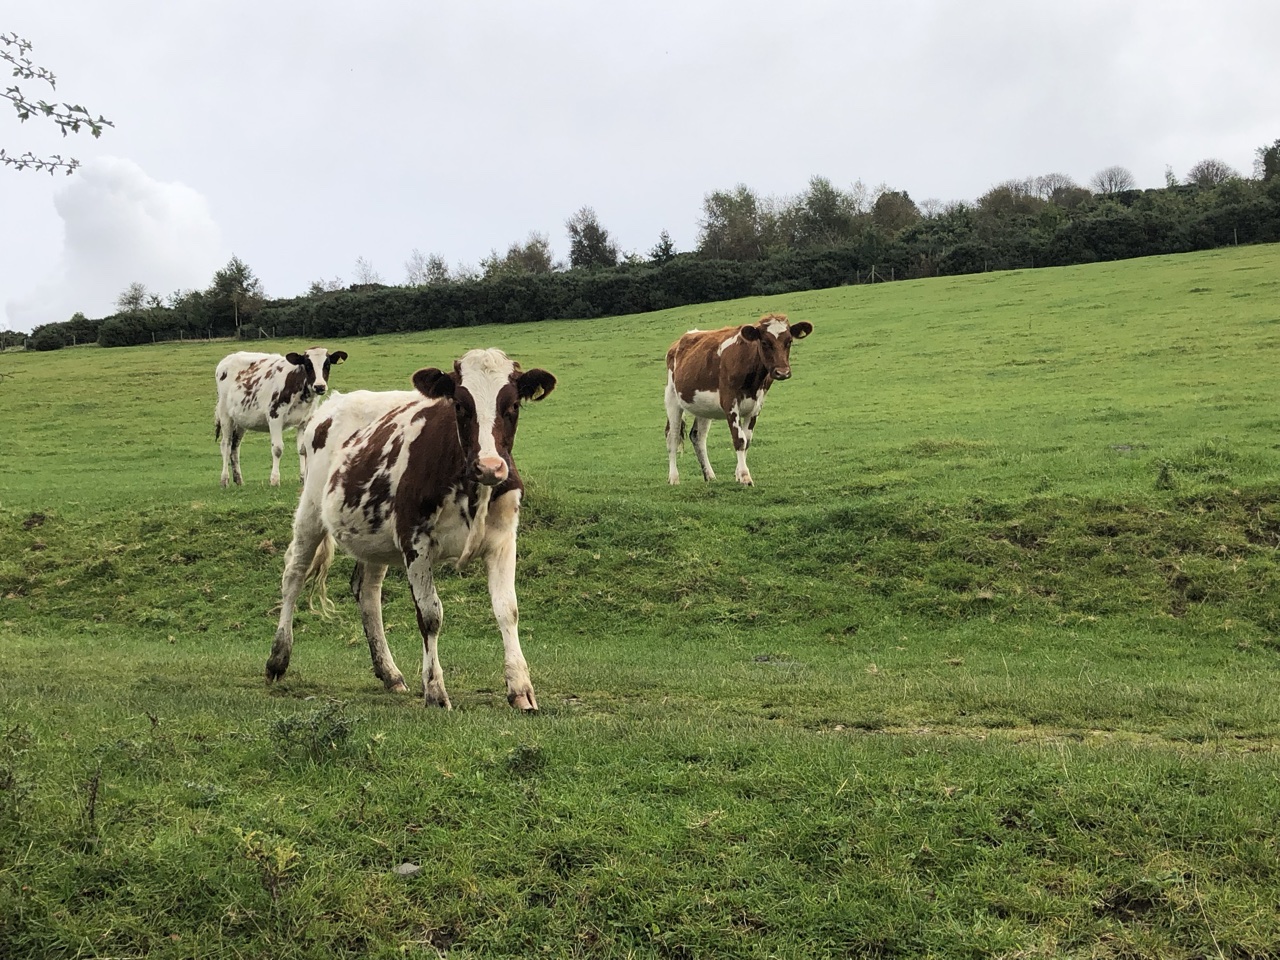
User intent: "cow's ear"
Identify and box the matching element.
[328,350,348,364]
[517,369,556,402]
[286,352,307,365]
[412,368,456,399]
[790,321,813,340]
[739,324,762,342]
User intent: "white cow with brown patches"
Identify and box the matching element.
[664,312,813,485]
[265,348,556,712]
[214,347,347,487]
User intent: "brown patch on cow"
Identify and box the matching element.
[311,417,332,452]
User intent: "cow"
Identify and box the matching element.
[265,347,556,712]
[664,312,813,486]
[214,347,347,487]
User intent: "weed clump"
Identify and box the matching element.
[268,700,357,762]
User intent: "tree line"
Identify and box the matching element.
[20,140,1280,350]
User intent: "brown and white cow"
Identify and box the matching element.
[214,347,347,487]
[265,348,556,711]
[664,312,813,485]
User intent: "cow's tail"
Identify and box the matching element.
[214,419,222,441]
[304,532,337,617]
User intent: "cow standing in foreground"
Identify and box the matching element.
[214,347,347,487]
[665,312,813,485]
[265,348,556,711]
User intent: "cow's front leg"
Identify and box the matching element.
[664,380,685,485]
[727,409,753,486]
[266,504,327,682]
[405,554,450,708]
[485,494,537,712]
[267,418,285,486]
[350,561,407,691]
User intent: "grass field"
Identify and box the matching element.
[3,244,1280,958]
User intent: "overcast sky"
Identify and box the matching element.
[2,0,1276,331]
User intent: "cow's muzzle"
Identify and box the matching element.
[772,369,792,381]
[474,456,509,486]
[314,384,327,394]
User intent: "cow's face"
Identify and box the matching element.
[413,349,556,487]
[739,314,812,382]
[286,347,347,395]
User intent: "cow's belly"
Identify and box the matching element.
[678,389,726,420]
[322,491,475,568]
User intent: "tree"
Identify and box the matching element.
[1,32,112,175]
[1090,165,1137,194]
[565,206,619,269]
[1255,139,1280,182]
[698,184,766,260]
[788,176,863,248]
[1164,165,1180,188]
[209,255,264,336]
[871,189,921,236]
[115,281,150,315]
[352,256,382,286]
[306,276,343,297]
[1186,158,1239,188]
[649,229,677,264]
[405,249,451,286]
[480,232,556,279]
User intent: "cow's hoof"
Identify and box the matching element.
[509,691,539,713]
[265,663,287,683]
[387,679,408,693]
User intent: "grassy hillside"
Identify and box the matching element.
[2,244,1280,958]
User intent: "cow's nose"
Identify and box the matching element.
[475,456,508,486]
[315,384,326,394]
[773,369,792,381]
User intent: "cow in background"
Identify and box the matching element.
[214,347,347,487]
[266,348,556,711]
[665,313,813,485]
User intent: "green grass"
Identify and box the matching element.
[3,244,1280,957]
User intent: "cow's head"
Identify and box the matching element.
[286,347,348,396]
[738,313,812,382]
[412,348,556,487]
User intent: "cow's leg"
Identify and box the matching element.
[727,408,754,486]
[266,502,327,682]
[267,417,285,487]
[405,555,450,708]
[485,493,537,712]
[229,426,245,486]
[218,413,234,488]
[350,561,407,691]
[664,380,684,485]
[690,417,716,482]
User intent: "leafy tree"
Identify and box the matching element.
[649,229,677,264]
[698,184,766,260]
[209,255,264,336]
[1,32,112,175]
[1255,139,1280,182]
[788,176,863,248]
[405,249,451,286]
[1090,165,1137,194]
[480,232,556,279]
[871,189,921,236]
[306,277,344,297]
[1164,165,1180,188]
[565,206,619,269]
[1186,158,1238,188]
[115,281,150,315]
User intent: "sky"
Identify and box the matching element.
[2,0,1276,331]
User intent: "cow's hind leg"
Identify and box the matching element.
[266,503,328,682]
[405,555,450,708]
[664,381,685,485]
[218,414,234,487]
[486,495,537,712]
[690,417,717,482]
[226,425,246,487]
[350,561,407,691]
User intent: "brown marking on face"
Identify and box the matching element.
[271,366,310,418]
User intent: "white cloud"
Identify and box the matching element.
[6,157,223,329]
